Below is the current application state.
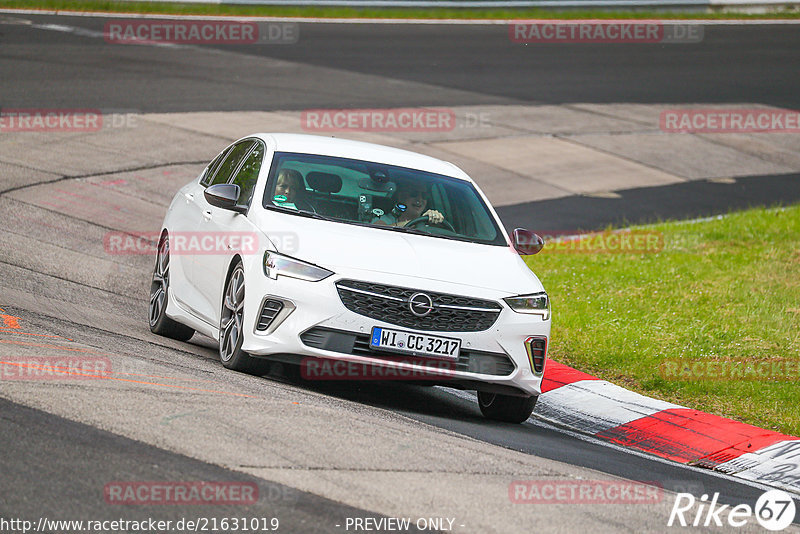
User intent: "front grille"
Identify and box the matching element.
[336,279,502,333]
[300,327,515,376]
[256,299,284,331]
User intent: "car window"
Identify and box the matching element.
[199,146,231,187]
[263,152,505,246]
[209,140,256,187]
[230,141,265,207]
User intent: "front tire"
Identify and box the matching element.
[149,233,195,342]
[219,262,264,374]
[477,391,537,423]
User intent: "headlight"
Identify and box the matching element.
[263,251,333,282]
[504,292,550,320]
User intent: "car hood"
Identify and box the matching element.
[256,212,544,295]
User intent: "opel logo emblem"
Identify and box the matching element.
[408,292,434,317]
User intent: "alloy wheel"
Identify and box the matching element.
[149,236,170,327]
[220,266,245,362]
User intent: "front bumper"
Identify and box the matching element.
[239,260,550,397]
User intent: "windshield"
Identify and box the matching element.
[262,152,507,246]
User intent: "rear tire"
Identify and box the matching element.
[477,391,537,423]
[149,233,195,342]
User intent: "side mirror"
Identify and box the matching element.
[512,228,544,255]
[204,184,247,214]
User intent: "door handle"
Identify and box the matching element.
[202,210,212,221]
[184,192,194,201]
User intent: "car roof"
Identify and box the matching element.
[251,133,472,182]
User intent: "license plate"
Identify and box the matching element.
[369,327,461,360]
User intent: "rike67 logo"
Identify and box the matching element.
[668,489,796,531]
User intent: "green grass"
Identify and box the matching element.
[525,205,800,436]
[2,0,799,19]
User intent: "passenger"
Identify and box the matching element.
[273,168,317,213]
[374,180,444,227]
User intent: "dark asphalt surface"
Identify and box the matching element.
[0,15,798,110]
[497,171,800,231]
[2,12,798,233]
[281,376,800,514]
[1,12,799,531]
[242,23,800,109]
[0,398,413,534]
[1,306,798,529]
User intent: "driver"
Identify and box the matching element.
[373,180,444,227]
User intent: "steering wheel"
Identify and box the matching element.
[404,216,456,233]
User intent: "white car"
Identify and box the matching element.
[149,133,550,422]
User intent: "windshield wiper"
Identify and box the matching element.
[295,209,331,220]
[380,224,480,244]
[271,206,332,221]
[382,225,430,237]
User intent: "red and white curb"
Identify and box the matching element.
[538,361,800,495]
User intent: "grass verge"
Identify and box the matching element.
[525,205,800,436]
[1,0,799,19]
